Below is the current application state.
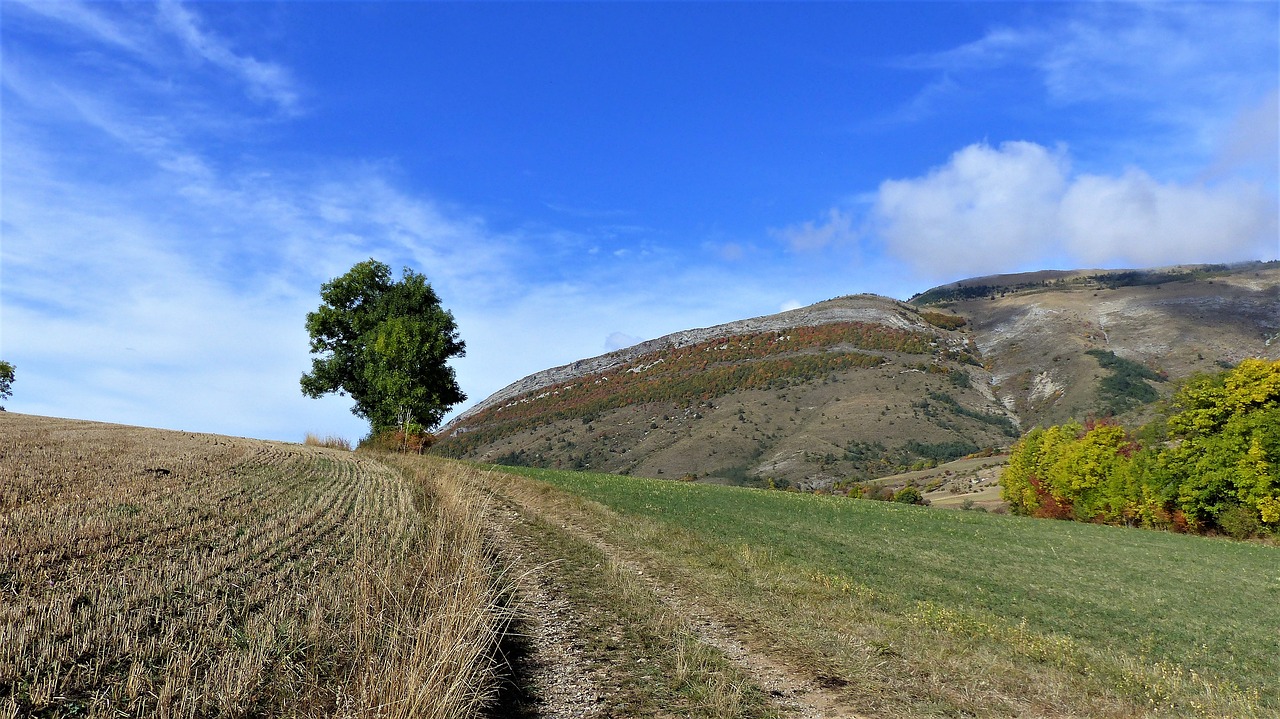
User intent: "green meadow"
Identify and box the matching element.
[496,465,1279,717]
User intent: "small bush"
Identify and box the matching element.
[1217,504,1261,540]
[893,486,924,504]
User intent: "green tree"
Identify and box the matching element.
[301,260,466,434]
[999,426,1044,515]
[0,360,14,409]
[1164,359,1280,527]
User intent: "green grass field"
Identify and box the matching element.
[494,465,1279,717]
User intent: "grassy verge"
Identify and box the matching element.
[491,465,1278,718]
[0,415,512,719]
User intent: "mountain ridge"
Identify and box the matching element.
[447,293,925,428]
[435,261,1279,489]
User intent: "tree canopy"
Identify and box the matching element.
[1000,358,1280,538]
[301,260,465,434]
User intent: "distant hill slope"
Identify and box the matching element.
[434,261,1280,489]
[931,262,1280,427]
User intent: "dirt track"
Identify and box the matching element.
[474,467,867,718]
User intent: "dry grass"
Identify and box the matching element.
[0,414,512,719]
[303,432,352,451]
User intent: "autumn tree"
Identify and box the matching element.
[301,260,466,435]
[1000,359,1280,536]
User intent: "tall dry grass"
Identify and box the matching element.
[303,432,352,451]
[345,454,517,717]
[0,414,512,719]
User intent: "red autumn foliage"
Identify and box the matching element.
[1029,476,1075,520]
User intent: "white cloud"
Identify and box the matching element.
[779,299,804,312]
[802,140,1280,280]
[1060,170,1277,266]
[872,142,1068,276]
[856,5,1278,279]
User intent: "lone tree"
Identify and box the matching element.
[0,361,14,409]
[301,260,466,435]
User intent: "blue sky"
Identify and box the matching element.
[2,1,1277,442]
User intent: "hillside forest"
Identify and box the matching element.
[1000,358,1280,538]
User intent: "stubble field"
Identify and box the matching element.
[0,414,511,719]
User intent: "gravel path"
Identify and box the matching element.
[485,506,607,718]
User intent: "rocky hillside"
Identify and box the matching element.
[434,261,1279,490]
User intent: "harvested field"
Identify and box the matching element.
[1,414,512,719]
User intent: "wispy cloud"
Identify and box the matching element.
[895,3,1278,178]
[1,2,490,438]
[156,0,300,114]
[1035,4,1273,109]
[904,4,1275,108]
[5,0,301,146]
[5,0,153,55]
[900,26,1039,73]
[1203,89,1280,184]
[773,208,858,253]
